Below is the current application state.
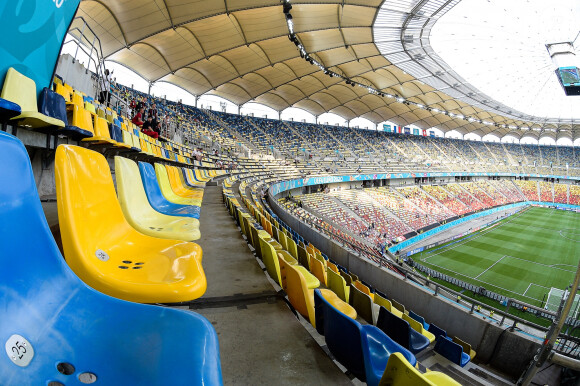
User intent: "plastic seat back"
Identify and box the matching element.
[349,284,374,324]
[138,162,200,219]
[434,338,470,367]
[391,298,406,314]
[280,255,315,325]
[314,289,367,381]
[452,336,476,360]
[55,83,70,102]
[92,116,114,140]
[0,131,222,385]
[409,310,429,331]
[70,92,84,108]
[258,234,282,284]
[428,324,448,340]
[1,67,39,112]
[110,123,124,142]
[403,314,435,342]
[310,255,327,286]
[38,87,68,122]
[84,101,96,114]
[68,104,94,134]
[287,237,299,260]
[340,270,353,286]
[327,267,350,303]
[278,231,288,250]
[297,244,311,269]
[376,306,411,350]
[249,223,262,255]
[379,352,460,386]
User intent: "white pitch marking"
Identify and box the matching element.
[474,255,507,279]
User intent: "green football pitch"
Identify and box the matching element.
[414,207,580,308]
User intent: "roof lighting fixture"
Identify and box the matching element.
[396,97,405,103]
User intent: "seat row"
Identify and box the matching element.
[0,68,196,166]
[222,177,462,385]
[0,132,223,384]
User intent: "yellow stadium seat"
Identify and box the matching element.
[374,292,404,318]
[68,92,84,111]
[67,104,95,136]
[55,83,70,102]
[403,314,435,343]
[277,250,298,265]
[259,234,319,288]
[82,116,125,147]
[115,156,201,240]
[379,352,461,386]
[286,237,299,261]
[278,231,289,251]
[327,261,339,273]
[84,101,96,115]
[326,267,350,303]
[168,165,204,189]
[1,67,65,129]
[122,130,138,150]
[155,163,202,206]
[130,133,142,150]
[195,169,211,182]
[55,145,206,303]
[63,83,73,98]
[163,164,204,199]
[309,255,327,286]
[184,168,206,187]
[353,280,374,301]
[279,254,356,328]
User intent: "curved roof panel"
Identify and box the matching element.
[76,0,579,141]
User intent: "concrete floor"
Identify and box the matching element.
[188,184,352,385]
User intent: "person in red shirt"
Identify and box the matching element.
[141,116,159,139]
[132,107,145,127]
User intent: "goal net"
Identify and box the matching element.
[545,287,580,319]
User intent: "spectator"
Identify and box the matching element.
[132,107,145,127]
[99,69,113,107]
[141,116,159,139]
[147,103,158,124]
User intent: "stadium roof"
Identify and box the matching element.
[76,0,579,141]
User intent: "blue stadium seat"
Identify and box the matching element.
[376,306,430,354]
[109,122,124,143]
[139,161,201,218]
[0,97,21,123]
[38,87,93,140]
[314,290,416,385]
[409,310,430,331]
[434,337,471,367]
[428,323,448,340]
[0,131,222,385]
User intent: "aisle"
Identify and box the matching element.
[185,184,351,385]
